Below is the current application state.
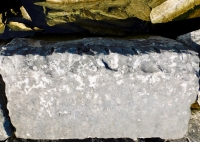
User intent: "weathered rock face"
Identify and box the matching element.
[0,0,200,39]
[150,0,200,23]
[34,0,200,23]
[177,29,200,105]
[19,0,200,37]
[0,0,153,39]
[0,75,15,140]
[0,37,198,139]
[177,29,200,52]
[35,0,165,22]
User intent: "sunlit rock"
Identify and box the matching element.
[20,6,32,21]
[8,22,32,31]
[150,0,200,23]
[0,14,5,34]
[35,0,165,22]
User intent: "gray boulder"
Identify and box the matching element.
[0,37,199,139]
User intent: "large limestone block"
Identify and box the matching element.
[150,0,200,23]
[0,37,199,139]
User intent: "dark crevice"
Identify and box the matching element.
[50,47,54,54]
[7,137,195,142]
[0,0,22,24]
[0,74,16,137]
[131,48,139,55]
[107,7,118,13]
[150,17,200,39]
[101,59,117,72]
[5,137,167,142]
[153,47,161,53]
[157,65,164,72]
[104,48,110,54]
[81,47,90,53]
[76,46,91,55]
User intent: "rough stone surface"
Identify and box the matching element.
[0,42,15,141]
[0,0,200,39]
[177,29,200,105]
[0,37,199,140]
[0,0,152,39]
[35,0,165,21]
[177,29,200,52]
[0,14,5,34]
[150,0,200,23]
[184,109,200,142]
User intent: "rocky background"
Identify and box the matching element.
[0,0,199,142]
[0,0,200,39]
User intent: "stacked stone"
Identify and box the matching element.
[0,35,199,141]
[0,0,200,38]
[0,0,199,141]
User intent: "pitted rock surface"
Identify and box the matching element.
[0,37,199,139]
[0,72,15,140]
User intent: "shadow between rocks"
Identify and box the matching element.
[2,37,199,56]
[151,17,200,39]
[6,136,199,142]
[6,136,166,142]
[0,75,15,137]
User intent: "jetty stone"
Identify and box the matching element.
[0,37,199,139]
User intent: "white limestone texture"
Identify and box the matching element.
[0,37,199,139]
